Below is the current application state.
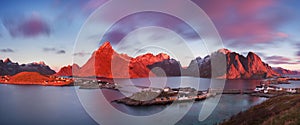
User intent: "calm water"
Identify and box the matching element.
[276,81,300,88]
[0,77,268,125]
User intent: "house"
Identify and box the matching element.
[163,87,171,92]
[141,88,161,93]
[254,85,264,92]
[275,87,283,91]
[266,86,274,90]
[287,88,297,93]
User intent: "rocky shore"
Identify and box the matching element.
[221,94,300,125]
[113,87,211,106]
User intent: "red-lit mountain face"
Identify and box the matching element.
[55,64,80,76]
[186,49,280,79]
[57,42,280,80]
[77,42,169,78]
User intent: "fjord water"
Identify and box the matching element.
[0,77,268,125]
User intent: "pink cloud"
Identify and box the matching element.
[265,56,291,62]
[268,61,298,65]
[275,32,289,38]
[78,0,287,48]
[265,55,298,65]
[193,0,289,47]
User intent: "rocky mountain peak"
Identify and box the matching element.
[4,58,12,63]
[218,48,232,54]
[31,61,46,66]
[98,41,113,51]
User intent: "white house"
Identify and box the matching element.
[255,85,264,92]
[287,88,297,93]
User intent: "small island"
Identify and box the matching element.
[113,87,212,106]
[0,72,74,86]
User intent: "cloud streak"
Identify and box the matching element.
[0,48,14,53]
[43,47,66,55]
[265,56,291,62]
[56,50,66,54]
[73,52,90,57]
[265,55,298,65]
[267,61,298,65]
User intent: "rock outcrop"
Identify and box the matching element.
[147,59,182,76]
[55,64,80,76]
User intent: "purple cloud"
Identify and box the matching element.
[0,48,14,53]
[101,12,200,45]
[2,13,51,38]
[296,51,300,56]
[90,0,291,49]
[265,56,291,62]
[265,55,298,65]
[192,0,291,47]
[267,61,298,65]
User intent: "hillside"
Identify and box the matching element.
[9,72,50,84]
[221,94,300,125]
[2,72,73,86]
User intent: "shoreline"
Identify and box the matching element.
[0,81,73,86]
[221,94,300,125]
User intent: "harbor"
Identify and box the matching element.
[70,77,300,106]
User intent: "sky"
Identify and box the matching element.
[0,0,300,71]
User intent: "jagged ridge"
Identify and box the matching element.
[0,58,56,76]
[57,42,280,79]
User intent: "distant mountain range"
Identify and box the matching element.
[0,58,55,76]
[56,41,282,79]
[149,48,279,79]
[273,67,300,75]
[1,41,298,79]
